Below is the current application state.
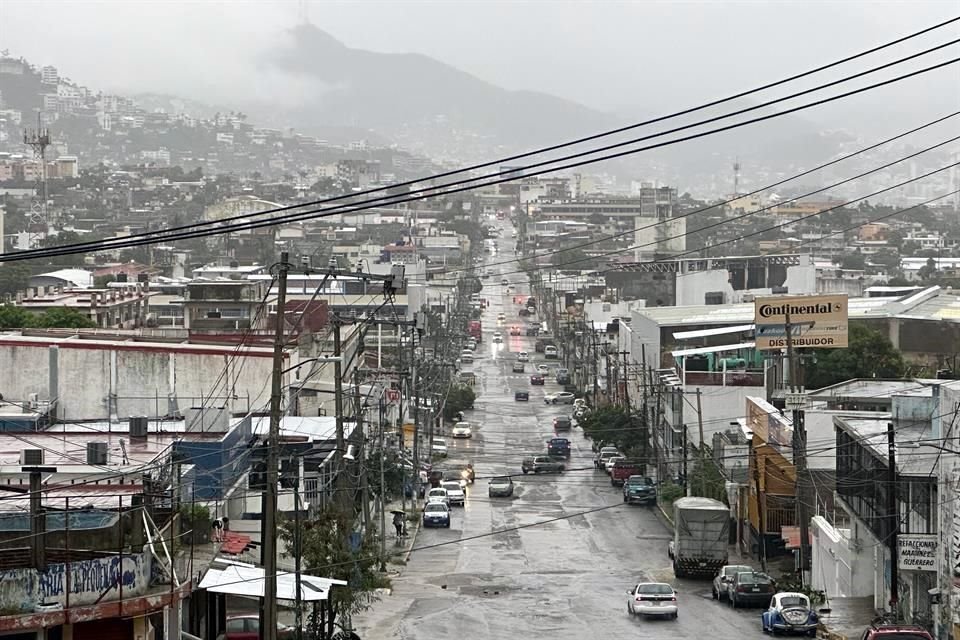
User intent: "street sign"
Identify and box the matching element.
[754,294,848,350]
[386,388,400,404]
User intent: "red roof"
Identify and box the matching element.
[220,531,252,555]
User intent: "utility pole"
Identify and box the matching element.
[620,351,631,410]
[888,420,900,618]
[261,251,289,640]
[333,316,347,512]
[355,368,371,531]
[752,446,767,572]
[682,425,689,497]
[696,388,706,498]
[410,329,420,502]
[785,311,812,580]
[378,395,387,572]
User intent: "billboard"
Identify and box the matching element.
[754,294,848,350]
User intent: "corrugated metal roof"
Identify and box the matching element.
[199,563,346,601]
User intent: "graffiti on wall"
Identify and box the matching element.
[0,552,151,612]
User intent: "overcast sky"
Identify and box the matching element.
[1,0,958,126]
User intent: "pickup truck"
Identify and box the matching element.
[522,456,565,474]
[610,459,639,486]
[547,437,571,458]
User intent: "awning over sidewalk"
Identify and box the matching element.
[199,560,347,601]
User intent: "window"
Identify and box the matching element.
[705,292,725,305]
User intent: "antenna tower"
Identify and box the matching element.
[23,113,51,244]
[733,158,741,198]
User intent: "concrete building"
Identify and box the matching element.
[0,332,282,420]
[16,283,152,329]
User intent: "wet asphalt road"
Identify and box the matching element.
[356,225,769,640]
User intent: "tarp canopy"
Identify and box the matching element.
[199,561,347,601]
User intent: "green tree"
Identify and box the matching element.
[279,507,389,640]
[805,323,907,389]
[578,405,648,463]
[365,449,406,502]
[34,308,96,328]
[443,384,476,420]
[94,274,116,288]
[0,304,36,329]
[0,263,31,296]
[918,256,940,282]
[838,252,866,271]
[869,249,902,270]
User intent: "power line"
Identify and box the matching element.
[6,53,960,263]
[5,20,957,260]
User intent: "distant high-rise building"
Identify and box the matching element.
[40,65,58,85]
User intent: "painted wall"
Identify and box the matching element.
[0,552,151,612]
[810,515,873,598]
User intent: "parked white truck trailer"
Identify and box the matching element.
[672,496,730,578]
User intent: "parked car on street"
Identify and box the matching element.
[594,447,620,469]
[761,592,819,636]
[712,564,754,601]
[555,368,571,384]
[858,620,933,640]
[521,456,565,474]
[622,475,656,505]
[510,326,521,336]
[515,390,530,401]
[431,438,448,457]
[610,459,640,486]
[729,571,776,608]
[603,455,627,475]
[493,333,503,343]
[460,350,474,364]
[625,582,678,619]
[530,374,545,385]
[422,501,451,528]
[552,415,572,431]
[488,476,515,498]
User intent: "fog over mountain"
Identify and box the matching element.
[1,0,957,181]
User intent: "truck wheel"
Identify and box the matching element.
[522,469,529,475]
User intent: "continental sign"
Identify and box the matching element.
[754,294,848,350]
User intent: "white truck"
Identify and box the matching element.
[672,497,730,579]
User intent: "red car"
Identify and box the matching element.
[530,374,545,385]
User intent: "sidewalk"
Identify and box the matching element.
[815,597,875,639]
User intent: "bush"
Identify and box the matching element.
[659,482,684,505]
[180,504,211,544]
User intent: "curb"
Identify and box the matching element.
[657,501,675,527]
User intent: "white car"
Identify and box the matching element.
[426,487,449,506]
[460,350,474,364]
[441,481,466,506]
[545,391,575,405]
[517,351,530,362]
[573,398,587,410]
[493,333,504,343]
[536,364,549,375]
[432,438,449,457]
[451,423,473,439]
[605,456,625,474]
[626,582,678,619]
[544,345,558,359]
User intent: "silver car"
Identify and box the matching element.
[712,564,754,601]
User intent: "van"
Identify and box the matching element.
[544,345,559,359]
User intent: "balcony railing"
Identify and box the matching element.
[684,370,765,387]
